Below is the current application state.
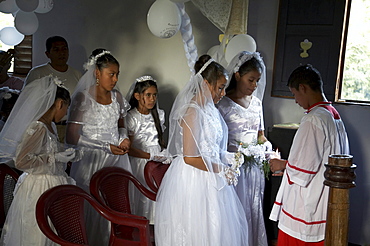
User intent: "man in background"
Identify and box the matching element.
[25,36,81,93]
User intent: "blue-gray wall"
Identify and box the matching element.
[32,0,369,244]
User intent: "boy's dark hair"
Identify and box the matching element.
[46,36,68,52]
[287,64,323,93]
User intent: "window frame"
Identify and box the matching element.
[335,0,370,105]
[12,35,33,78]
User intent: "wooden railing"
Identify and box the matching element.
[324,154,356,246]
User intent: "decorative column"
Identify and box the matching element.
[324,154,356,246]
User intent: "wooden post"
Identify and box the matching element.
[324,154,356,246]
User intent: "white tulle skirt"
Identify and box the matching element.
[236,165,268,246]
[129,156,156,224]
[155,157,249,246]
[0,173,75,246]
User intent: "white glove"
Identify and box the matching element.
[222,166,239,186]
[148,149,167,163]
[263,141,273,152]
[159,149,173,164]
[220,151,244,168]
[118,128,129,145]
[77,135,111,153]
[55,148,76,163]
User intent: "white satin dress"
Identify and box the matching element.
[69,90,132,246]
[218,96,268,246]
[125,107,166,224]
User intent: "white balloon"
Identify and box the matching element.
[12,9,19,17]
[225,34,257,63]
[15,0,38,12]
[0,26,24,46]
[35,0,53,14]
[0,0,19,13]
[147,0,181,39]
[207,45,220,58]
[14,11,39,35]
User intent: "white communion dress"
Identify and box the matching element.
[68,89,132,246]
[0,121,75,246]
[218,96,268,246]
[125,107,166,224]
[155,103,249,246]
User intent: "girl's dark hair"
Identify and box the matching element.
[55,86,71,105]
[287,64,323,93]
[90,48,119,71]
[128,80,166,150]
[194,54,227,86]
[227,57,263,93]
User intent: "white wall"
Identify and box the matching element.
[32,0,369,244]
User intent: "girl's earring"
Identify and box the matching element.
[96,78,100,86]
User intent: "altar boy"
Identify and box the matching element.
[269,64,350,245]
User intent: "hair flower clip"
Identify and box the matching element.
[83,50,111,70]
[51,76,69,91]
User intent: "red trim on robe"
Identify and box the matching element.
[282,209,326,225]
[287,162,317,174]
[305,101,341,120]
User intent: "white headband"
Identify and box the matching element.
[197,58,215,75]
[233,52,263,73]
[83,50,111,70]
[135,75,156,83]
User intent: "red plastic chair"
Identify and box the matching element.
[90,167,156,245]
[0,163,19,233]
[36,184,152,246]
[144,161,170,193]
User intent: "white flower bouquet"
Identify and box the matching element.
[238,141,277,179]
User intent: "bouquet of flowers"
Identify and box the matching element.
[238,141,277,179]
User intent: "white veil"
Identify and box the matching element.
[67,50,130,132]
[167,59,229,189]
[0,75,60,165]
[226,51,266,101]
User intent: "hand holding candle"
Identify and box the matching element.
[268,149,286,175]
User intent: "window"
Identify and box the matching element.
[337,0,370,103]
[271,0,346,102]
[0,12,32,77]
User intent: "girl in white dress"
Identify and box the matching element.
[218,51,270,246]
[155,55,249,245]
[0,76,77,246]
[66,49,132,245]
[125,75,171,224]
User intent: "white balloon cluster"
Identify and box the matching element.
[0,0,53,46]
[147,0,188,39]
[207,34,257,65]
